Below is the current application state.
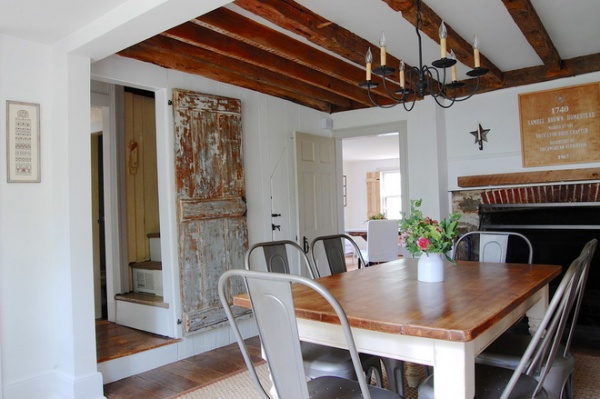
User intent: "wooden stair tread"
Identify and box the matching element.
[115,292,169,309]
[129,260,162,270]
[96,320,180,363]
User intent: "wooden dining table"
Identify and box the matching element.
[234,258,561,399]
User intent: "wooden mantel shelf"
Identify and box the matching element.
[457,167,600,188]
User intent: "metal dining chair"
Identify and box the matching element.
[361,220,400,266]
[475,238,597,399]
[418,243,588,399]
[310,233,366,276]
[218,269,403,399]
[310,234,394,390]
[245,240,365,381]
[453,231,534,264]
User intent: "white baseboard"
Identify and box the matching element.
[3,370,104,399]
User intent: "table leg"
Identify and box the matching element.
[432,341,475,399]
[526,285,549,335]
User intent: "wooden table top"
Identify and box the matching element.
[234,258,561,342]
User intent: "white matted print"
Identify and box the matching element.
[6,101,40,182]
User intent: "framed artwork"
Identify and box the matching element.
[6,101,40,182]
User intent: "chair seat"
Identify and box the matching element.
[308,375,401,399]
[301,341,356,379]
[418,364,548,399]
[477,332,574,398]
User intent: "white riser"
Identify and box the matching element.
[116,299,170,336]
[98,343,178,384]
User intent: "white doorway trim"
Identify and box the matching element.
[333,121,409,225]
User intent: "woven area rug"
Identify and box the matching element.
[175,363,272,399]
[572,350,600,399]
[176,351,598,398]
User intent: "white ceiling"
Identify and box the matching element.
[342,134,400,162]
[1,0,127,44]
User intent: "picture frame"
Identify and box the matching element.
[6,101,40,182]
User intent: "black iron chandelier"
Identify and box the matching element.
[359,0,489,111]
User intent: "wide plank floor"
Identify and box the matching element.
[102,330,262,399]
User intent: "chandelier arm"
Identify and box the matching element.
[358,0,486,110]
[438,74,482,103]
[366,85,400,109]
[379,72,406,103]
[402,97,417,112]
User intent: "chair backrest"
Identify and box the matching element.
[366,220,399,263]
[563,238,598,353]
[218,269,373,399]
[500,248,587,399]
[454,231,533,263]
[310,234,366,276]
[245,240,316,278]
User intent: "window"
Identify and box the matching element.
[381,170,402,220]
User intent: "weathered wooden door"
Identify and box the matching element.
[172,89,248,334]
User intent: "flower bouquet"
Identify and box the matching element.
[400,199,460,261]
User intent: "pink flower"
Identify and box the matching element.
[417,237,430,250]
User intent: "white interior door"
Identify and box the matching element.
[270,148,291,241]
[295,131,338,261]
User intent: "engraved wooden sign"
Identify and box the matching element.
[519,82,600,167]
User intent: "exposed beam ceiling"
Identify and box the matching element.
[118,0,600,114]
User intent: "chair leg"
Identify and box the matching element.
[360,355,383,388]
[381,358,405,396]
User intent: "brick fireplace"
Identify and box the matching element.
[452,168,600,348]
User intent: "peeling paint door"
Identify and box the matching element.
[172,89,248,334]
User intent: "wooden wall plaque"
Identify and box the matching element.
[519,82,600,167]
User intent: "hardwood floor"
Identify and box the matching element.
[99,320,262,399]
[99,257,363,397]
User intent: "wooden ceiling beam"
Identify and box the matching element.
[118,37,337,113]
[230,0,411,101]
[381,0,504,85]
[163,22,373,108]
[454,53,600,97]
[501,0,562,74]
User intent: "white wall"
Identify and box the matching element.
[333,73,600,218]
[0,35,59,397]
[0,35,104,399]
[343,158,400,229]
[334,99,449,220]
[444,72,600,190]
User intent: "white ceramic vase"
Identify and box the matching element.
[417,252,444,283]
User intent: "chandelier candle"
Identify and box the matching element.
[380,32,387,66]
[359,0,489,110]
[439,21,447,59]
[366,48,373,81]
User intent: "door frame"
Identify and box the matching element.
[91,83,180,338]
[333,121,410,224]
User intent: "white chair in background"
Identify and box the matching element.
[453,231,533,264]
[360,220,399,266]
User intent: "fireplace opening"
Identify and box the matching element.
[479,202,600,348]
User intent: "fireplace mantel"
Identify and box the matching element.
[457,167,600,188]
